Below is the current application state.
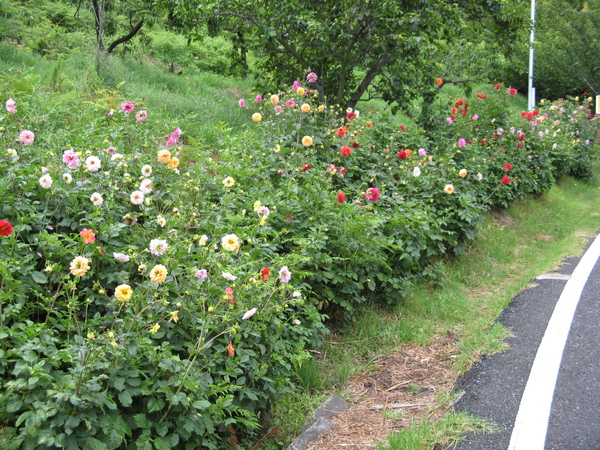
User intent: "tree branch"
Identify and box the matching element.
[107,19,145,54]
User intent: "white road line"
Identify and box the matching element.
[508,234,600,450]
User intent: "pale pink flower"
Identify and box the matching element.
[418,148,427,157]
[39,174,53,189]
[113,252,130,262]
[446,117,453,125]
[41,167,49,174]
[257,206,270,218]
[307,72,318,83]
[121,101,135,113]
[255,94,262,103]
[238,99,246,108]
[285,99,296,109]
[274,105,283,114]
[242,308,257,320]
[135,110,147,121]
[471,114,479,120]
[279,266,292,283]
[222,272,237,281]
[149,238,168,256]
[458,138,466,148]
[5,98,16,114]
[106,146,117,154]
[19,130,35,145]
[165,137,177,147]
[477,172,483,181]
[63,149,80,168]
[85,156,101,172]
[195,269,208,283]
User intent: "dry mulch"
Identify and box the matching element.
[306,336,459,449]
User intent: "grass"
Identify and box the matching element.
[381,412,499,450]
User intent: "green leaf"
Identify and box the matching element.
[31,271,48,284]
[134,413,152,429]
[154,435,173,450]
[5,396,23,413]
[147,396,165,413]
[83,437,108,450]
[191,400,211,410]
[111,377,125,391]
[118,390,132,407]
[155,421,169,437]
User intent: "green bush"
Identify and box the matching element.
[0,68,597,447]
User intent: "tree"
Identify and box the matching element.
[169,0,524,123]
[535,0,600,98]
[73,0,161,59]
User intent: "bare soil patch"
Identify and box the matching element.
[306,336,458,448]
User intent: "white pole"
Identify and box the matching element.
[528,0,536,111]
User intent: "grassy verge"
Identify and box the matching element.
[271,174,600,447]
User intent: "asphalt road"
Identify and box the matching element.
[453,235,600,450]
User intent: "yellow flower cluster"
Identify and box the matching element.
[69,256,91,277]
[150,264,168,283]
[114,284,133,302]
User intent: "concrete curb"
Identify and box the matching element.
[286,395,350,449]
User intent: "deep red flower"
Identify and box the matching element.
[521,111,528,118]
[366,121,373,128]
[519,134,525,141]
[337,192,347,203]
[517,143,523,148]
[495,83,501,90]
[398,150,407,159]
[456,99,464,107]
[0,220,14,237]
[533,110,539,116]
[301,163,311,172]
[337,127,348,138]
[260,267,270,281]
[341,145,352,157]
[347,112,356,120]
[399,125,407,132]
[351,142,360,148]
[507,88,517,96]
[503,163,512,172]
[339,168,348,174]
[476,93,487,99]
[502,176,511,185]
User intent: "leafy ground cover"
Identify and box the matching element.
[1,44,598,448]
